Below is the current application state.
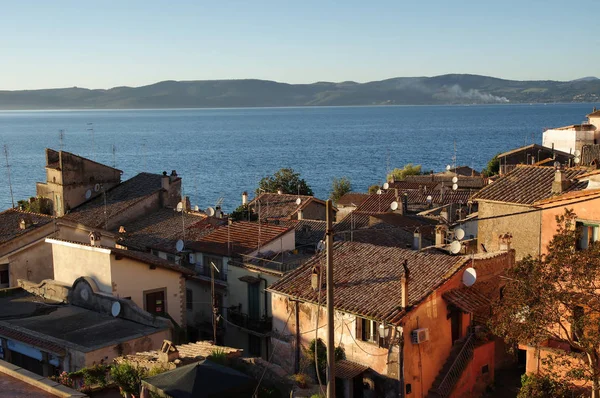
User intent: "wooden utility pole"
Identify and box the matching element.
[326,199,335,398]
[4,145,14,208]
[211,261,218,344]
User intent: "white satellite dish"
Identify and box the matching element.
[176,202,184,212]
[426,195,433,203]
[455,228,465,240]
[189,253,196,264]
[94,183,100,192]
[206,207,215,217]
[574,149,581,157]
[111,301,121,317]
[449,240,462,254]
[316,240,325,252]
[446,165,451,171]
[553,161,561,168]
[295,197,302,205]
[574,156,581,164]
[390,201,399,211]
[377,189,383,195]
[175,239,184,252]
[383,182,389,190]
[452,183,458,191]
[193,205,199,212]
[85,189,92,200]
[452,176,458,183]
[462,267,477,287]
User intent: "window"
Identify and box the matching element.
[145,289,166,316]
[186,289,193,310]
[577,222,599,250]
[0,264,8,288]
[357,317,379,344]
[202,255,226,281]
[405,384,412,394]
[166,254,176,262]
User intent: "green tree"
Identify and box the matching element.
[110,362,148,396]
[230,204,258,222]
[329,177,352,204]
[482,153,500,177]
[17,196,53,215]
[490,210,600,397]
[258,168,313,196]
[517,374,577,398]
[306,338,345,382]
[387,163,422,181]
[368,184,380,194]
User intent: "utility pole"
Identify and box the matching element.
[4,145,15,208]
[325,199,335,398]
[210,261,219,344]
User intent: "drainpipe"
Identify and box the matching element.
[295,300,300,373]
[399,326,405,398]
[259,276,269,360]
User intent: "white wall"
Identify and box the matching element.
[248,230,295,257]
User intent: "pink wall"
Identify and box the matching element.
[451,340,495,398]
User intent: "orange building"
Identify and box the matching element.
[268,241,513,398]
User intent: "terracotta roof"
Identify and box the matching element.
[497,144,573,159]
[388,181,438,190]
[0,209,54,245]
[336,193,370,207]
[0,324,66,355]
[111,247,194,276]
[534,187,600,205]
[404,174,486,189]
[588,109,600,118]
[282,219,327,249]
[471,166,589,205]
[435,166,481,177]
[248,193,332,220]
[118,208,221,253]
[187,221,292,257]
[336,360,369,379]
[442,278,503,323]
[354,189,474,213]
[63,173,165,228]
[354,191,397,213]
[269,242,468,325]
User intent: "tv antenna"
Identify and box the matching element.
[59,129,65,152]
[112,144,117,168]
[87,123,95,160]
[3,145,15,208]
[450,240,462,255]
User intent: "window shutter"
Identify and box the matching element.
[356,317,362,340]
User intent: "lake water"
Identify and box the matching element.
[0,104,596,212]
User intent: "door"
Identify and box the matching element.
[248,283,260,319]
[450,307,461,343]
[145,290,166,316]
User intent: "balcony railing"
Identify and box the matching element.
[228,306,272,333]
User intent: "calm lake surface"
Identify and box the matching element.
[0,104,597,212]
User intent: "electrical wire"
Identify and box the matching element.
[344,322,390,357]
[313,255,325,396]
[252,310,293,398]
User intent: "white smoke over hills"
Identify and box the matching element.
[435,85,510,103]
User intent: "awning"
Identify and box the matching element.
[238,275,261,284]
[335,360,369,380]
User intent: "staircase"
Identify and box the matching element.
[427,333,475,398]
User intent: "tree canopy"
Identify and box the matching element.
[329,177,352,204]
[482,153,500,177]
[387,163,422,181]
[257,168,313,196]
[490,210,600,397]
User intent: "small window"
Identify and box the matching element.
[166,254,176,262]
[406,383,412,394]
[0,265,9,287]
[186,289,193,310]
[151,249,159,256]
[577,222,599,250]
[482,364,489,374]
[357,317,379,344]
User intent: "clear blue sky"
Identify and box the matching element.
[1,0,598,90]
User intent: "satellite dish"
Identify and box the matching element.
[383,182,389,190]
[452,176,458,183]
[94,183,100,192]
[176,202,184,212]
[574,149,581,157]
[111,301,121,317]
[85,189,92,200]
[377,189,383,195]
[316,240,325,252]
[189,253,196,264]
[390,201,399,211]
[295,197,302,205]
[450,240,462,254]
[193,205,199,212]
[446,165,451,171]
[462,267,477,287]
[206,207,215,217]
[452,183,458,191]
[426,195,433,203]
[175,239,184,252]
[455,228,465,240]
[553,161,561,168]
[574,156,581,164]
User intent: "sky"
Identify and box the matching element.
[1,0,599,90]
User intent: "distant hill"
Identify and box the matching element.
[1,74,600,109]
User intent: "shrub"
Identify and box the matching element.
[291,373,311,388]
[110,362,148,396]
[208,348,228,365]
[517,373,575,398]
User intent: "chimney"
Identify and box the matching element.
[298,209,303,220]
[401,260,409,308]
[402,193,408,214]
[182,196,191,212]
[169,170,178,182]
[412,230,422,250]
[277,189,283,195]
[89,231,101,246]
[242,191,248,206]
[19,217,32,230]
[435,225,447,246]
[499,233,513,251]
[161,171,169,190]
[551,168,570,194]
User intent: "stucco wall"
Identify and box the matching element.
[51,241,113,294]
[295,201,328,221]
[228,266,279,319]
[477,201,541,260]
[248,230,295,257]
[7,241,53,287]
[55,223,117,248]
[110,256,185,327]
[185,279,220,329]
[451,340,495,398]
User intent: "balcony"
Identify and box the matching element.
[227,306,272,334]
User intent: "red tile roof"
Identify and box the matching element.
[471,166,589,205]
[269,242,468,325]
[63,172,166,228]
[187,221,292,257]
[0,209,54,246]
[248,193,330,220]
[336,360,369,379]
[354,191,397,213]
[442,278,503,323]
[336,193,370,207]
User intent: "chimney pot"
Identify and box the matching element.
[242,191,248,206]
[277,189,282,195]
[401,260,409,308]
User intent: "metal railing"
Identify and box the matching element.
[227,306,272,333]
[434,333,475,397]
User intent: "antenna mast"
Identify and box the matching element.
[59,129,65,152]
[87,123,95,160]
[3,145,15,208]
[112,144,117,168]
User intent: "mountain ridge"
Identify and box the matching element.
[1,74,599,109]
